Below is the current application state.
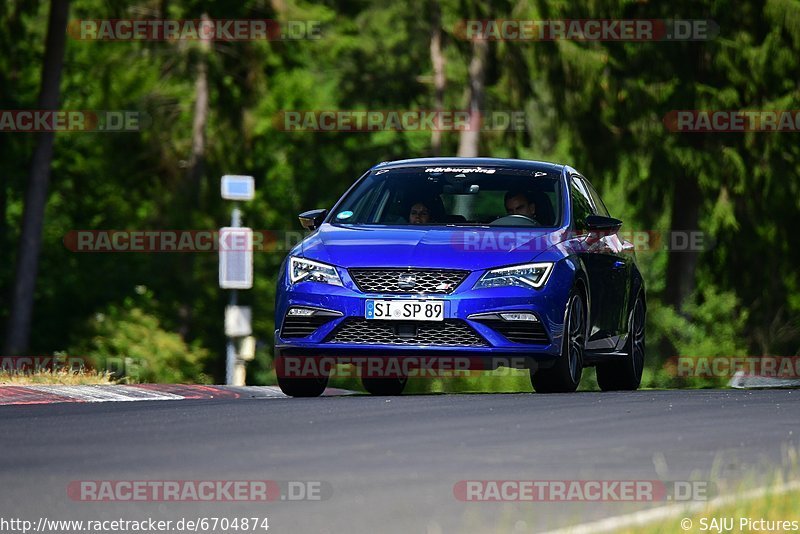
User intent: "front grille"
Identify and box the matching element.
[349,268,469,294]
[477,319,549,344]
[327,319,488,347]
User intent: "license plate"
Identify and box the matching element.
[365,300,444,321]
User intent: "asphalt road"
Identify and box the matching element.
[1,390,798,534]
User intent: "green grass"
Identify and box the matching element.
[617,484,800,534]
[0,367,113,385]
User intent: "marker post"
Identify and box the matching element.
[219,175,255,385]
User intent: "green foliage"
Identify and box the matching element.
[642,287,749,388]
[70,288,210,384]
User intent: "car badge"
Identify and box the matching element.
[398,273,417,289]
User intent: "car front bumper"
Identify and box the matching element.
[274,261,575,369]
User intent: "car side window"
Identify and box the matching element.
[581,177,611,217]
[570,175,593,232]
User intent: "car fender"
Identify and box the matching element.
[529,236,591,321]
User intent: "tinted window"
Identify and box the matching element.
[570,176,593,232]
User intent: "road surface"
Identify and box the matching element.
[1,389,797,533]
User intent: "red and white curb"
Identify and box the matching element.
[0,384,353,406]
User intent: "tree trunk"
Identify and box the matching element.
[457,39,487,158]
[178,13,211,340]
[664,172,701,310]
[3,0,70,355]
[429,1,445,156]
[453,39,487,219]
[187,13,211,206]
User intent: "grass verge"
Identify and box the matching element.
[616,482,800,534]
[0,368,113,385]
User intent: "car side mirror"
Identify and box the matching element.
[584,215,622,244]
[585,215,623,233]
[298,209,327,231]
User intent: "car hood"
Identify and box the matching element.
[300,224,568,270]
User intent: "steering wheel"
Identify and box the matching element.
[489,214,541,227]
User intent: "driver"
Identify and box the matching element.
[408,201,432,224]
[504,190,536,219]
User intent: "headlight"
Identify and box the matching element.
[474,262,554,290]
[289,257,343,287]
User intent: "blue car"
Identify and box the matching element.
[274,158,646,396]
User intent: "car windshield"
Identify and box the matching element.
[330,166,562,227]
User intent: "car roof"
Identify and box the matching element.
[373,157,567,175]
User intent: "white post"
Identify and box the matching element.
[220,176,254,386]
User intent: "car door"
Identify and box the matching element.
[584,178,636,342]
[582,177,632,340]
[570,175,621,347]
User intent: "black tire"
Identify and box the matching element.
[277,375,329,397]
[361,376,407,396]
[274,355,329,397]
[531,288,586,393]
[596,293,646,391]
